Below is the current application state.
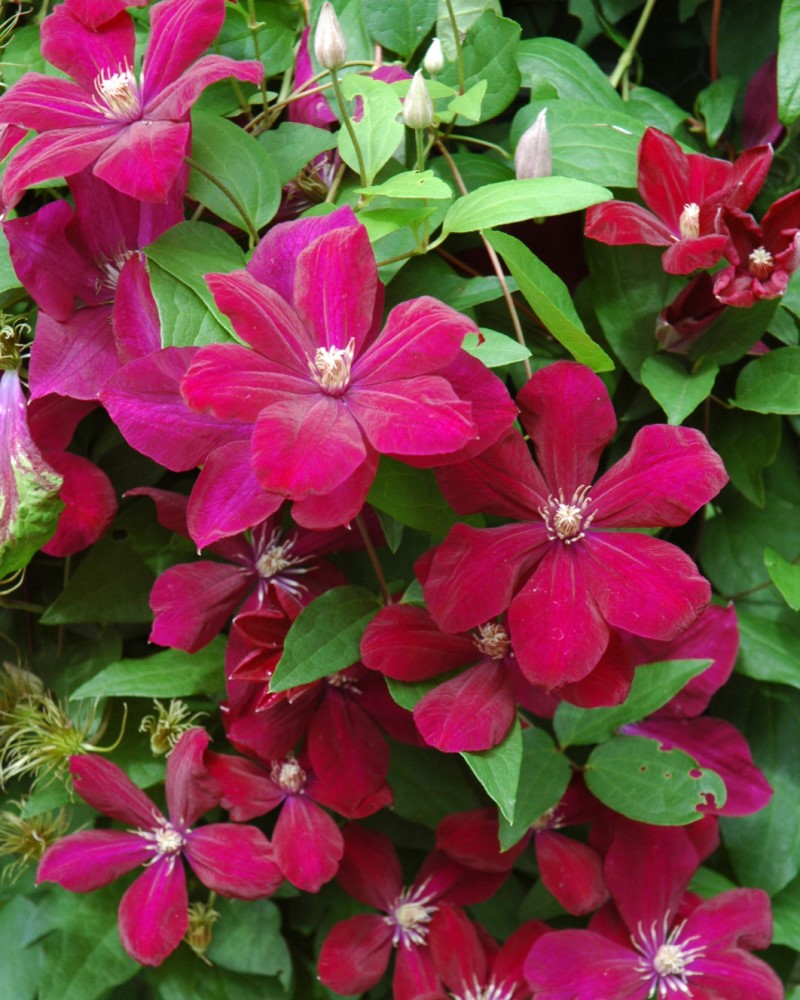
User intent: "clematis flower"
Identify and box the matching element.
[423,361,728,691]
[179,206,517,529]
[524,820,782,999]
[36,728,283,967]
[656,273,727,353]
[743,54,784,149]
[0,0,263,208]
[317,823,512,1000]
[584,127,772,274]
[713,191,800,307]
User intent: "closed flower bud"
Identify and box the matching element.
[515,108,552,179]
[423,37,445,75]
[403,70,434,130]
[314,1,347,71]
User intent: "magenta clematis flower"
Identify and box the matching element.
[0,0,263,208]
[317,823,512,1000]
[179,207,518,529]
[584,128,772,274]
[524,820,782,1000]
[36,729,283,967]
[656,273,727,354]
[713,191,800,307]
[423,361,728,692]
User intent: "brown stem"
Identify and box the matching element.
[355,514,390,606]
[710,0,721,81]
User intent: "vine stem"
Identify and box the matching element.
[355,514,390,606]
[709,0,721,81]
[443,0,466,94]
[246,0,270,111]
[608,0,658,91]
[184,156,259,246]
[436,140,532,379]
[330,71,368,188]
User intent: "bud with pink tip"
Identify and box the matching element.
[515,108,552,179]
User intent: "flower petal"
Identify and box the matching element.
[337,825,402,909]
[93,119,190,202]
[361,604,476,682]
[118,856,188,966]
[273,796,344,892]
[535,830,609,915]
[318,914,394,995]
[70,753,162,827]
[691,950,784,1000]
[584,198,675,247]
[37,830,150,891]
[29,306,119,401]
[184,823,283,898]
[290,445,378,529]
[165,727,221,827]
[41,6,135,92]
[141,0,226,94]
[40,450,117,557]
[524,930,643,999]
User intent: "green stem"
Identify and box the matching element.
[608,0,658,90]
[330,71,368,187]
[246,0,270,111]
[443,0,466,94]
[414,128,426,173]
[184,156,259,247]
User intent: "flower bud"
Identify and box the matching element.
[423,37,445,75]
[314,1,347,72]
[515,109,552,179]
[403,70,434,131]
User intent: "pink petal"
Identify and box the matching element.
[36,830,151,891]
[292,225,378,355]
[273,796,344,892]
[205,752,285,820]
[509,546,610,687]
[141,0,226,95]
[29,306,119,401]
[290,446,378,528]
[637,128,696,230]
[393,944,442,1000]
[113,254,162,363]
[187,440,283,548]
[0,73,109,130]
[685,888,773,951]
[184,823,283,898]
[691,950,784,1000]
[337,825,402,909]
[348,377,476,456]
[251,395,367,497]
[661,232,728,274]
[64,0,147,30]
[148,51,265,121]
[581,532,710,641]
[101,348,247,471]
[361,604,476,682]
[436,808,527,873]
[118,856,188,966]
[428,904,487,991]
[524,930,642,998]
[356,297,473,384]
[517,361,617,495]
[584,198,675,247]
[423,523,550,634]
[149,561,253,652]
[414,659,516,752]
[125,486,189,537]
[93,120,190,202]
[165,727,221,827]
[557,630,635,708]
[318,914,394,995]
[27,395,96,452]
[40,450,117,556]
[69,753,162,827]
[535,830,609,915]
[41,6,134,92]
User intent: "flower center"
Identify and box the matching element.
[633,917,707,998]
[309,338,355,396]
[93,66,142,122]
[454,980,513,1000]
[137,816,187,858]
[95,250,137,294]
[271,756,307,794]
[252,527,315,600]
[385,884,438,948]
[473,622,511,659]
[678,203,700,239]
[748,245,774,279]
[540,486,595,544]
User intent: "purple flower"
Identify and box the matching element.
[0,0,263,207]
[36,729,282,966]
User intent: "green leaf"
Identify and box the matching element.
[690,297,778,367]
[695,77,739,147]
[446,80,488,122]
[442,177,610,236]
[511,100,644,187]
[437,10,521,122]
[0,229,21,294]
[710,409,780,507]
[385,675,437,711]
[338,75,404,187]
[359,206,437,242]
[736,602,800,689]
[357,170,454,199]
[462,718,523,823]
[772,874,800,949]
[257,122,337,187]
[367,456,478,534]
[554,659,713,747]
[497,726,571,850]
[38,887,139,1000]
[641,355,718,425]
[149,953,289,1000]
[734,346,800,414]
[207,898,291,985]
[779,0,800,125]
[388,740,483,827]
[463,327,531,367]
[625,87,688,134]
[69,637,227,700]
[436,0,501,59]
[309,0,374,63]
[270,586,381,693]
[486,230,614,371]
[189,112,280,232]
[146,222,245,348]
[585,735,727,825]
[217,1,298,75]
[517,38,624,109]
[764,548,800,611]
[0,897,44,1000]
[361,0,437,57]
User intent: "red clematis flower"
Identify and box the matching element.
[36,729,282,967]
[584,127,772,274]
[0,0,263,207]
[423,361,728,692]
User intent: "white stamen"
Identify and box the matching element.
[539,485,595,544]
[454,977,514,1000]
[678,203,700,239]
[384,882,438,948]
[93,65,141,122]
[309,338,355,396]
[632,916,707,998]
[136,816,187,858]
[271,756,307,794]
[748,246,774,279]
[473,622,511,659]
